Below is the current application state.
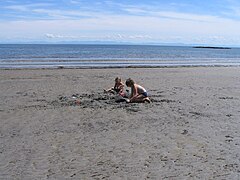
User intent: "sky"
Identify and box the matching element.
[0,0,240,46]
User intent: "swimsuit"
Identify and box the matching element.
[137,85,148,97]
[113,87,121,93]
[141,91,148,97]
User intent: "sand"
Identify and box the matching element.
[0,67,240,179]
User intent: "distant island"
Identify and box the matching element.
[193,46,231,49]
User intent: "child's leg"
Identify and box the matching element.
[143,97,151,103]
[130,94,146,103]
[130,94,151,103]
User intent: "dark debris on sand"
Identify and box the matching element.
[5,91,176,113]
[56,93,130,108]
[46,92,163,112]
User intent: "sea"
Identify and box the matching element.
[0,44,240,69]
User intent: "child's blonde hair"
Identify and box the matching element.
[115,77,121,82]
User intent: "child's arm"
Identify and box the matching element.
[104,82,117,92]
[119,84,124,92]
[130,85,137,100]
[105,87,112,91]
[104,86,114,92]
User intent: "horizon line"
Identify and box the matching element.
[0,42,239,48]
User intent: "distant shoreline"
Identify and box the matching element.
[1,64,240,70]
[193,46,231,49]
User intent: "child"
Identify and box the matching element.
[125,78,151,103]
[104,77,124,94]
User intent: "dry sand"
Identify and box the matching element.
[0,67,240,179]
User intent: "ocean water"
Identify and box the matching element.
[0,44,240,68]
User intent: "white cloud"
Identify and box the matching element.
[45,33,152,41]
[120,4,226,23]
[69,0,82,4]
[2,2,223,23]
[31,9,96,19]
[123,7,148,14]
[129,35,152,39]
[221,0,240,18]
[5,5,28,11]
[1,2,240,45]
[1,12,240,34]
[228,6,240,17]
[45,33,78,39]
[5,3,53,11]
[3,2,239,23]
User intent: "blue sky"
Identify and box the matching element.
[1,0,240,45]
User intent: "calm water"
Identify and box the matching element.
[0,44,240,68]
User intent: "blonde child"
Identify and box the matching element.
[104,77,124,94]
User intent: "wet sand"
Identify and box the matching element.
[0,67,240,179]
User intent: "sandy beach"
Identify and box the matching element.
[0,67,240,179]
